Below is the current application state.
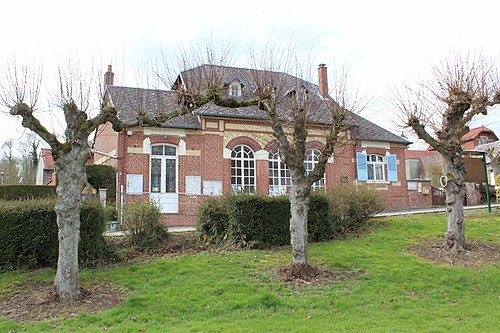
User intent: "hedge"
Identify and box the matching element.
[86,164,116,203]
[0,198,119,271]
[198,194,333,249]
[0,185,56,201]
[197,185,383,249]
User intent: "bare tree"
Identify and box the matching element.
[393,53,500,253]
[248,50,361,266]
[0,60,190,303]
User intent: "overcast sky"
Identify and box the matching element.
[1,0,499,150]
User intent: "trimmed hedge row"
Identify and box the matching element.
[197,185,384,249]
[0,198,118,271]
[198,194,333,248]
[0,185,56,201]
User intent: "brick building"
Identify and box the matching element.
[94,64,413,226]
[405,126,498,206]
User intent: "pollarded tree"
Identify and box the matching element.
[0,61,190,303]
[394,54,500,253]
[248,52,361,266]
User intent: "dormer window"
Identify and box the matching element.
[228,81,242,97]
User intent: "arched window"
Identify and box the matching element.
[231,145,255,193]
[304,148,325,190]
[367,154,385,181]
[150,144,177,193]
[269,150,291,195]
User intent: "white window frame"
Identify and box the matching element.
[231,145,256,193]
[367,154,385,181]
[150,144,178,193]
[304,148,325,190]
[269,150,291,195]
[228,81,242,97]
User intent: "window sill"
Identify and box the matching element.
[365,180,390,184]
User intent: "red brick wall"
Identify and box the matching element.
[354,145,410,211]
[93,122,119,168]
[96,118,415,226]
[407,180,433,208]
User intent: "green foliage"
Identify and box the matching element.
[1,211,498,332]
[0,185,56,201]
[103,204,118,222]
[0,198,119,271]
[198,194,335,249]
[327,184,385,236]
[85,165,116,203]
[122,201,166,249]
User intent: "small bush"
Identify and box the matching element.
[122,201,166,249]
[0,198,119,271]
[327,184,384,236]
[86,165,116,203]
[0,185,56,201]
[103,204,118,222]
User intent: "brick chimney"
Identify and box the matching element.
[104,65,114,87]
[318,64,328,98]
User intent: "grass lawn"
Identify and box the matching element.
[0,209,498,332]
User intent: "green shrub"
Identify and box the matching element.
[122,201,166,249]
[0,185,56,201]
[197,197,229,244]
[86,165,116,203]
[0,198,119,271]
[103,204,118,222]
[327,184,384,236]
[197,194,333,249]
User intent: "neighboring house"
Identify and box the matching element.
[461,126,498,150]
[94,64,412,226]
[35,148,55,185]
[406,126,498,206]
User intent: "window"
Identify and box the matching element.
[479,136,488,145]
[231,145,255,193]
[304,149,325,190]
[150,144,177,193]
[356,151,398,182]
[367,154,385,181]
[407,158,424,180]
[269,150,291,195]
[228,82,242,97]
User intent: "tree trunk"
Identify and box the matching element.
[443,159,466,253]
[289,176,311,265]
[53,146,90,303]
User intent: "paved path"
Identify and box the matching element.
[105,204,498,236]
[375,203,499,217]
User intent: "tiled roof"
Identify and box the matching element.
[106,86,201,129]
[107,65,409,144]
[461,126,494,142]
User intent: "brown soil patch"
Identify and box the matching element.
[275,263,365,287]
[409,238,500,268]
[114,231,210,261]
[0,279,126,323]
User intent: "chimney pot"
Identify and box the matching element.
[318,64,328,98]
[104,65,114,87]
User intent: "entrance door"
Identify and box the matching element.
[149,145,178,213]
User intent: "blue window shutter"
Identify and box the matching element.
[356,152,368,181]
[387,154,398,182]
